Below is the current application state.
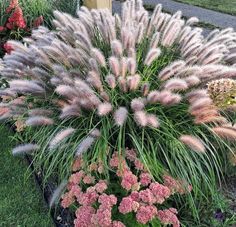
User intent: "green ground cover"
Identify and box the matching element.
[0,125,54,227]
[173,0,236,16]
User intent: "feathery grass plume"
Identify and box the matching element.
[111,40,123,57]
[225,53,236,64]
[184,76,201,87]
[0,111,11,121]
[202,53,224,65]
[156,90,182,106]
[150,32,160,49]
[127,58,137,75]
[105,17,116,43]
[161,20,183,47]
[0,107,10,117]
[158,60,186,81]
[127,32,136,50]
[105,74,116,89]
[120,57,128,78]
[182,43,202,59]
[49,128,75,150]
[205,29,220,42]
[97,102,113,116]
[185,56,198,65]
[190,104,218,117]
[74,33,92,50]
[141,82,150,97]
[121,27,130,49]
[6,41,28,53]
[76,136,95,157]
[114,107,128,126]
[5,60,24,70]
[28,109,53,117]
[186,17,199,26]
[89,58,99,72]
[109,56,120,77]
[195,115,227,125]
[186,89,208,104]
[87,71,103,91]
[131,98,146,111]
[128,48,136,61]
[115,13,121,29]
[12,144,39,156]
[180,135,205,153]
[136,23,145,44]
[0,89,16,98]
[9,80,45,94]
[150,4,162,25]
[155,12,165,31]
[128,47,137,59]
[118,77,128,93]
[146,114,160,128]
[26,116,54,126]
[134,110,147,127]
[127,74,141,91]
[197,45,223,63]
[91,48,106,67]
[212,127,236,141]
[144,48,161,66]
[189,98,213,113]
[100,92,110,102]
[60,105,81,119]
[163,78,188,91]
[55,85,77,100]
[147,90,160,104]
[49,180,67,208]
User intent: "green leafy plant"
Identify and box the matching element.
[1,0,236,224]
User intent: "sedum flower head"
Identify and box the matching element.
[208,79,236,108]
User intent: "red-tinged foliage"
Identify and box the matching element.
[0,26,6,32]
[6,6,26,29]
[0,0,43,56]
[3,43,14,54]
[6,0,19,13]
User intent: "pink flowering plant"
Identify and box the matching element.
[60,149,191,227]
[0,0,44,56]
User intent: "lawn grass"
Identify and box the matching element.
[173,0,236,16]
[0,124,54,227]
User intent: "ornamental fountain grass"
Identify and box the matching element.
[0,0,236,225]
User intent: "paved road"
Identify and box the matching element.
[113,0,236,30]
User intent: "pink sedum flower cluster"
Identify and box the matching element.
[157,208,180,227]
[61,149,192,226]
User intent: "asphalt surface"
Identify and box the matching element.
[113,0,236,30]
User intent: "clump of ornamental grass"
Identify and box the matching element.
[1,0,236,222]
